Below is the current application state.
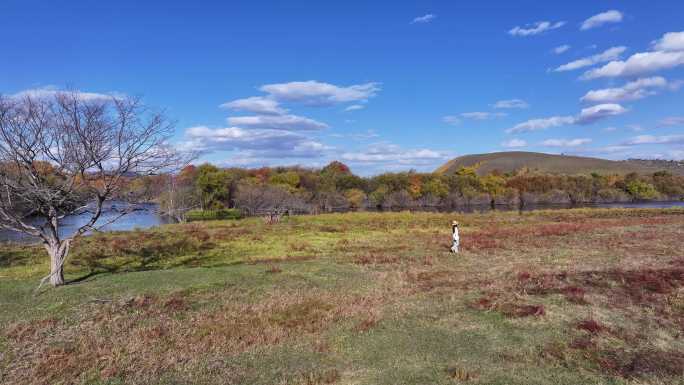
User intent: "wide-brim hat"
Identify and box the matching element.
[452,221,459,226]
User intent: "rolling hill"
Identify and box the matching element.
[435,151,684,176]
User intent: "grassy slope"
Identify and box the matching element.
[436,151,683,176]
[1,209,684,385]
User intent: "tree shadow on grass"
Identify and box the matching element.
[63,254,247,286]
[0,246,41,268]
[65,270,107,285]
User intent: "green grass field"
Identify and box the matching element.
[1,208,684,385]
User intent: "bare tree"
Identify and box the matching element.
[159,173,200,222]
[0,91,183,287]
[234,183,304,216]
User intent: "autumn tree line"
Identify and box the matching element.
[126,161,684,220]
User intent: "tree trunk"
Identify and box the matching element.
[44,241,69,287]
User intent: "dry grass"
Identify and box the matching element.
[2,290,386,385]
[2,207,684,384]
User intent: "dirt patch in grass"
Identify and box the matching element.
[353,253,401,265]
[289,240,314,252]
[317,225,349,233]
[575,319,605,335]
[405,270,462,291]
[297,368,341,384]
[352,312,382,333]
[470,293,546,318]
[265,264,283,274]
[248,255,317,264]
[210,226,255,241]
[445,366,479,382]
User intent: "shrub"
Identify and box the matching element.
[625,180,660,201]
[186,208,242,222]
[344,188,367,209]
[596,188,631,203]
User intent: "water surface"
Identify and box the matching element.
[0,202,174,243]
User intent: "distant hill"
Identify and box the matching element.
[435,151,684,176]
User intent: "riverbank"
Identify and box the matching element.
[1,208,684,384]
[3,200,684,244]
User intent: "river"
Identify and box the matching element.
[0,202,175,243]
[2,200,683,244]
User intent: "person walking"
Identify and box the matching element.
[451,221,460,253]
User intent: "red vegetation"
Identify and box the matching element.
[597,349,684,378]
[511,264,684,310]
[569,337,595,350]
[561,286,587,304]
[462,216,678,251]
[576,319,604,334]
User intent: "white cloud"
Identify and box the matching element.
[553,45,571,54]
[652,31,684,52]
[493,99,529,109]
[582,50,684,79]
[576,103,628,124]
[507,104,628,133]
[667,149,684,160]
[259,80,380,105]
[214,154,332,170]
[506,116,575,133]
[411,14,435,24]
[220,96,286,115]
[11,87,115,101]
[623,134,684,145]
[581,10,623,31]
[670,80,684,90]
[330,130,379,140]
[554,46,626,72]
[596,145,632,153]
[344,104,365,112]
[542,138,592,147]
[460,111,507,120]
[660,116,684,126]
[183,126,329,158]
[509,21,565,37]
[565,144,671,160]
[580,76,668,103]
[442,115,461,125]
[227,114,328,131]
[501,139,527,148]
[668,150,684,160]
[603,126,619,132]
[341,143,447,166]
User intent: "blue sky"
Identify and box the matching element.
[1,1,683,175]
